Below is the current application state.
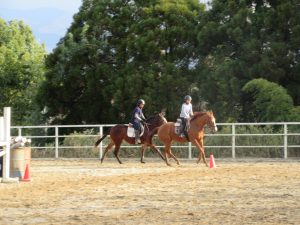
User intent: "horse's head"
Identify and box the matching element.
[205,111,218,133]
[146,112,167,128]
[191,111,218,133]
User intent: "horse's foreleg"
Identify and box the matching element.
[113,145,122,164]
[140,144,147,163]
[168,150,180,165]
[192,139,208,167]
[150,144,165,161]
[101,142,114,164]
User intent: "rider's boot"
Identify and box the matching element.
[184,130,190,142]
[135,130,141,144]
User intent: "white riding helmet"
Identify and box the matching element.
[184,95,192,101]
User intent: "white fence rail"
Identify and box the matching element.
[11,122,300,159]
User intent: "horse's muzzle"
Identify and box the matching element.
[211,126,218,133]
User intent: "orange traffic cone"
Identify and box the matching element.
[22,164,31,182]
[209,154,216,168]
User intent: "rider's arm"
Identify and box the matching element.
[141,112,146,121]
[134,113,143,121]
[190,105,194,117]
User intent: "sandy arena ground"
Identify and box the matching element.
[0,158,299,225]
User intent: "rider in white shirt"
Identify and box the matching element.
[179,95,193,139]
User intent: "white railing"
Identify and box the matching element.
[11,122,300,159]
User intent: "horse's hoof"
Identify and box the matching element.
[166,163,172,167]
[141,161,146,164]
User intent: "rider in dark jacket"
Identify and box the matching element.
[131,99,146,144]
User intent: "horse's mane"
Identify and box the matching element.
[146,115,156,122]
[190,111,212,122]
[146,113,163,123]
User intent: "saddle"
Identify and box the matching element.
[174,118,183,135]
[127,123,145,138]
[174,118,190,140]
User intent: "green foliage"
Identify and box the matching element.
[288,106,300,122]
[242,78,294,122]
[37,0,205,124]
[35,0,300,124]
[0,18,46,125]
[196,0,300,122]
[60,129,99,158]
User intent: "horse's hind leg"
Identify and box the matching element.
[163,143,172,166]
[101,142,115,164]
[113,144,123,164]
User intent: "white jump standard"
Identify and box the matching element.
[0,107,18,183]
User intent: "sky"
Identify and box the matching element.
[0,0,82,52]
[0,0,209,53]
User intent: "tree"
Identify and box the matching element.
[242,78,294,122]
[0,19,46,125]
[37,0,205,124]
[195,0,300,122]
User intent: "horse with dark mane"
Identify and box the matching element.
[153,111,218,166]
[95,113,167,164]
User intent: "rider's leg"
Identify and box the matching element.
[180,118,187,137]
[134,129,141,144]
[133,122,141,144]
[183,118,190,141]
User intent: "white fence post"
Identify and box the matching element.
[3,107,11,179]
[284,124,288,159]
[0,117,4,141]
[1,107,18,183]
[55,126,59,159]
[99,126,103,160]
[188,142,192,160]
[232,124,236,159]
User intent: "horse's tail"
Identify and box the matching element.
[94,128,111,147]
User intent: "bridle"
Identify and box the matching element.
[206,115,217,133]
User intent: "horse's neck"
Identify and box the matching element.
[191,116,207,131]
[146,118,159,130]
[148,122,158,130]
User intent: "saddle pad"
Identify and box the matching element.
[127,126,144,138]
[174,118,182,135]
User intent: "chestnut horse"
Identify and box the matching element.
[154,111,217,166]
[95,113,167,164]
